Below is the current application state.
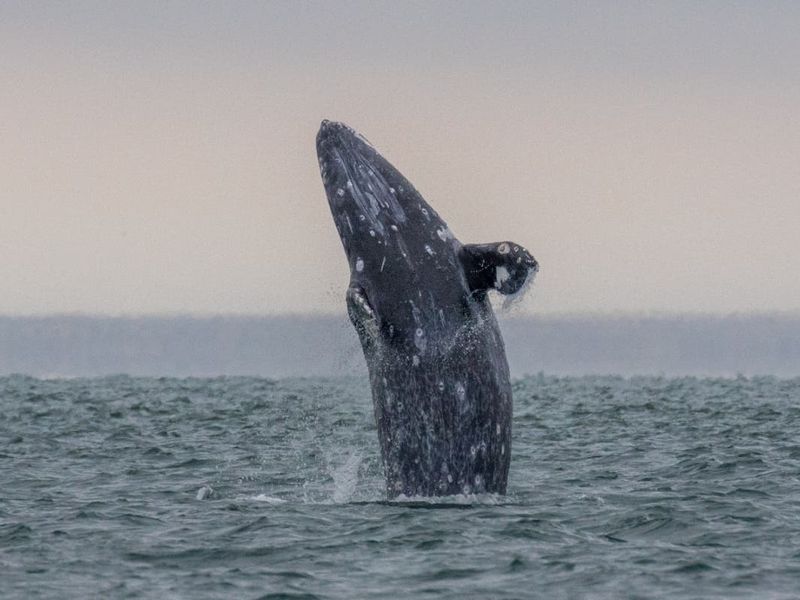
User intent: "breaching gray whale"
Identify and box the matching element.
[316,120,538,497]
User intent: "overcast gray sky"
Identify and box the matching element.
[2,1,799,315]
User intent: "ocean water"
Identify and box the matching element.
[2,374,800,599]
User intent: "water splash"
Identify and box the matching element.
[390,493,508,507]
[330,452,363,503]
[499,267,537,313]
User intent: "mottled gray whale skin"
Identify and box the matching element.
[316,120,538,497]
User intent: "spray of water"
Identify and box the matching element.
[330,451,364,503]
[499,266,538,313]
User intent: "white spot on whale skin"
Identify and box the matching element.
[455,382,466,401]
[497,242,511,254]
[414,328,427,351]
[369,230,376,237]
[355,258,364,272]
[380,257,386,272]
[359,214,366,221]
[436,227,451,242]
[389,187,396,194]
[336,188,345,197]
[437,381,445,392]
[347,180,354,189]
[447,474,453,483]
[412,355,420,367]
[496,423,501,435]
[494,265,510,289]
[501,444,505,456]
[424,244,435,256]
[390,224,399,231]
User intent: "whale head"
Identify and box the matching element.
[316,120,538,353]
[316,120,466,344]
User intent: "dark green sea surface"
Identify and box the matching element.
[2,375,800,599]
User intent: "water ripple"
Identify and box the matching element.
[2,375,800,598]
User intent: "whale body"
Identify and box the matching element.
[316,120,538,497]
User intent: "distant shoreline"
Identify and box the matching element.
[1,314,799,378]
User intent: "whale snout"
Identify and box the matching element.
[320,119,342,130]
[317,119,354,143]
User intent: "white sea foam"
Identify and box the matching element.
[250,494,287,504]
[196,485,214,500]
[391,493,507,506]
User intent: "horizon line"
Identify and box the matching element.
[2,310,800,320]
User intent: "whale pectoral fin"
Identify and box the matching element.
[459,242,539,296]
[346,283,379,340]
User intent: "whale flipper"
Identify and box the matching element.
[459,242,539,296]
[346,283,379,345]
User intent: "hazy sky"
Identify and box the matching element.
[2,1,799,315]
